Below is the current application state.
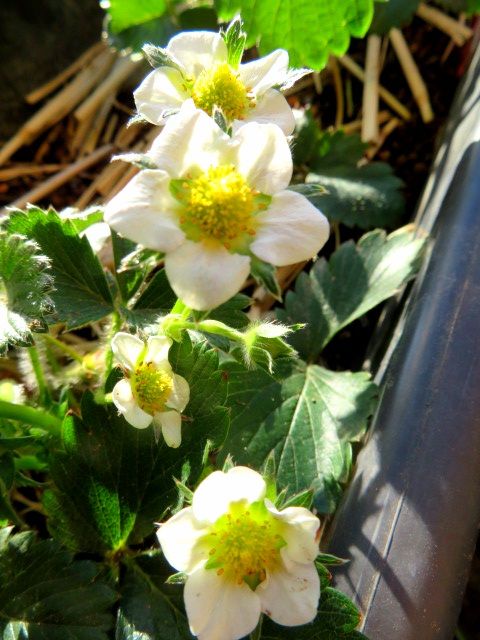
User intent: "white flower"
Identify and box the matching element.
[110,332,189,448]
[134,31,296,134]
[157,466,321,640]
[105,104,329,310]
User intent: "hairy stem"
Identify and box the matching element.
[0,400,62,435]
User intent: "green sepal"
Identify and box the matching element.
[221,16,247,68]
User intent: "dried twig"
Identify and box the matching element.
[249,262,308,318]
[365,117,402,160]
[338,55,412,121]
[329,57,344,128]
[74,57,140,123]
[341,110,390,134]
[81,96,116,155]
[389,28,434,123]
[25,42,107,104]
[0,164,65,181]
[0,49,116,165]
[416,2,473,46]
[362,34,382,143]
[4,144,114,212]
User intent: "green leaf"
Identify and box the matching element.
[116,554,191,640]
[370,0,419,34]
[220,362,377,512]
[8,208,114,329]
[0,528,115,639]
[277,227,426,360]
[121,269,177,326]
[0,233,53,354]
[108,0,168,34]
[215,0,375,70]
[62,207,104,234]
[434,0,480,15]
[278,587,362,637]
[44,336,229,552]
[111,231,146,302]
[292,129,405,229]
[108,13,177,53]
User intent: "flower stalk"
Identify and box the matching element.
[0,400,62,435]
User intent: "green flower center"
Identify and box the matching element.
[191,63,252,121]
[202,500,286,588]
[131,362,173,415]
[171,165,270,251]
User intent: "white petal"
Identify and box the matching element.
[192,467,266,524]
[167,31,227,78]
[144,335,172,367]
[165,240,250,311]
[258,557,320,626]
[166,374,190,412]
[104,170,185,252]
[238,88,295,135]
[148,102,232,177]
[81,222,111,253]
[239,49,289,94]
[134,67,189,125]
[157,507,208,572]
[111,332,144,370]
[265,502,320,564]
[157,410,182,448]
[232,123,292,194]
[112,379,152,429]
[251,190,330,266]
[185,565,261,640]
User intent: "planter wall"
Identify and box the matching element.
[327,45,480,640]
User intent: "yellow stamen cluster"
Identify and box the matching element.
[191,63,252,121]
[203,500,286,588]
[132,362,173,414]
[178,165,257,248]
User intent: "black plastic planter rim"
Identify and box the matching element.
[326,45,480,640]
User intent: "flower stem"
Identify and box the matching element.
[0,400,62,436]
[43,333,84,363]
[104,311,122,380]
[28,345,50,403]
[169,299,191,319]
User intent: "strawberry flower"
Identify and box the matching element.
[134,30,296,134]
[157,466,321,640]
[111,332,189,447]
[105,104,329,310]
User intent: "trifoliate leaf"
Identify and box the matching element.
[277,226,426,361]
[8,207,114,329]
[44,336,229,552]
[0,232,53,355]
[370,0,419,34]
[0,528,115,639]
[116,554,191,640]
[220,361,377,512]
[215,0,375,69]
[292,129,405,229]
